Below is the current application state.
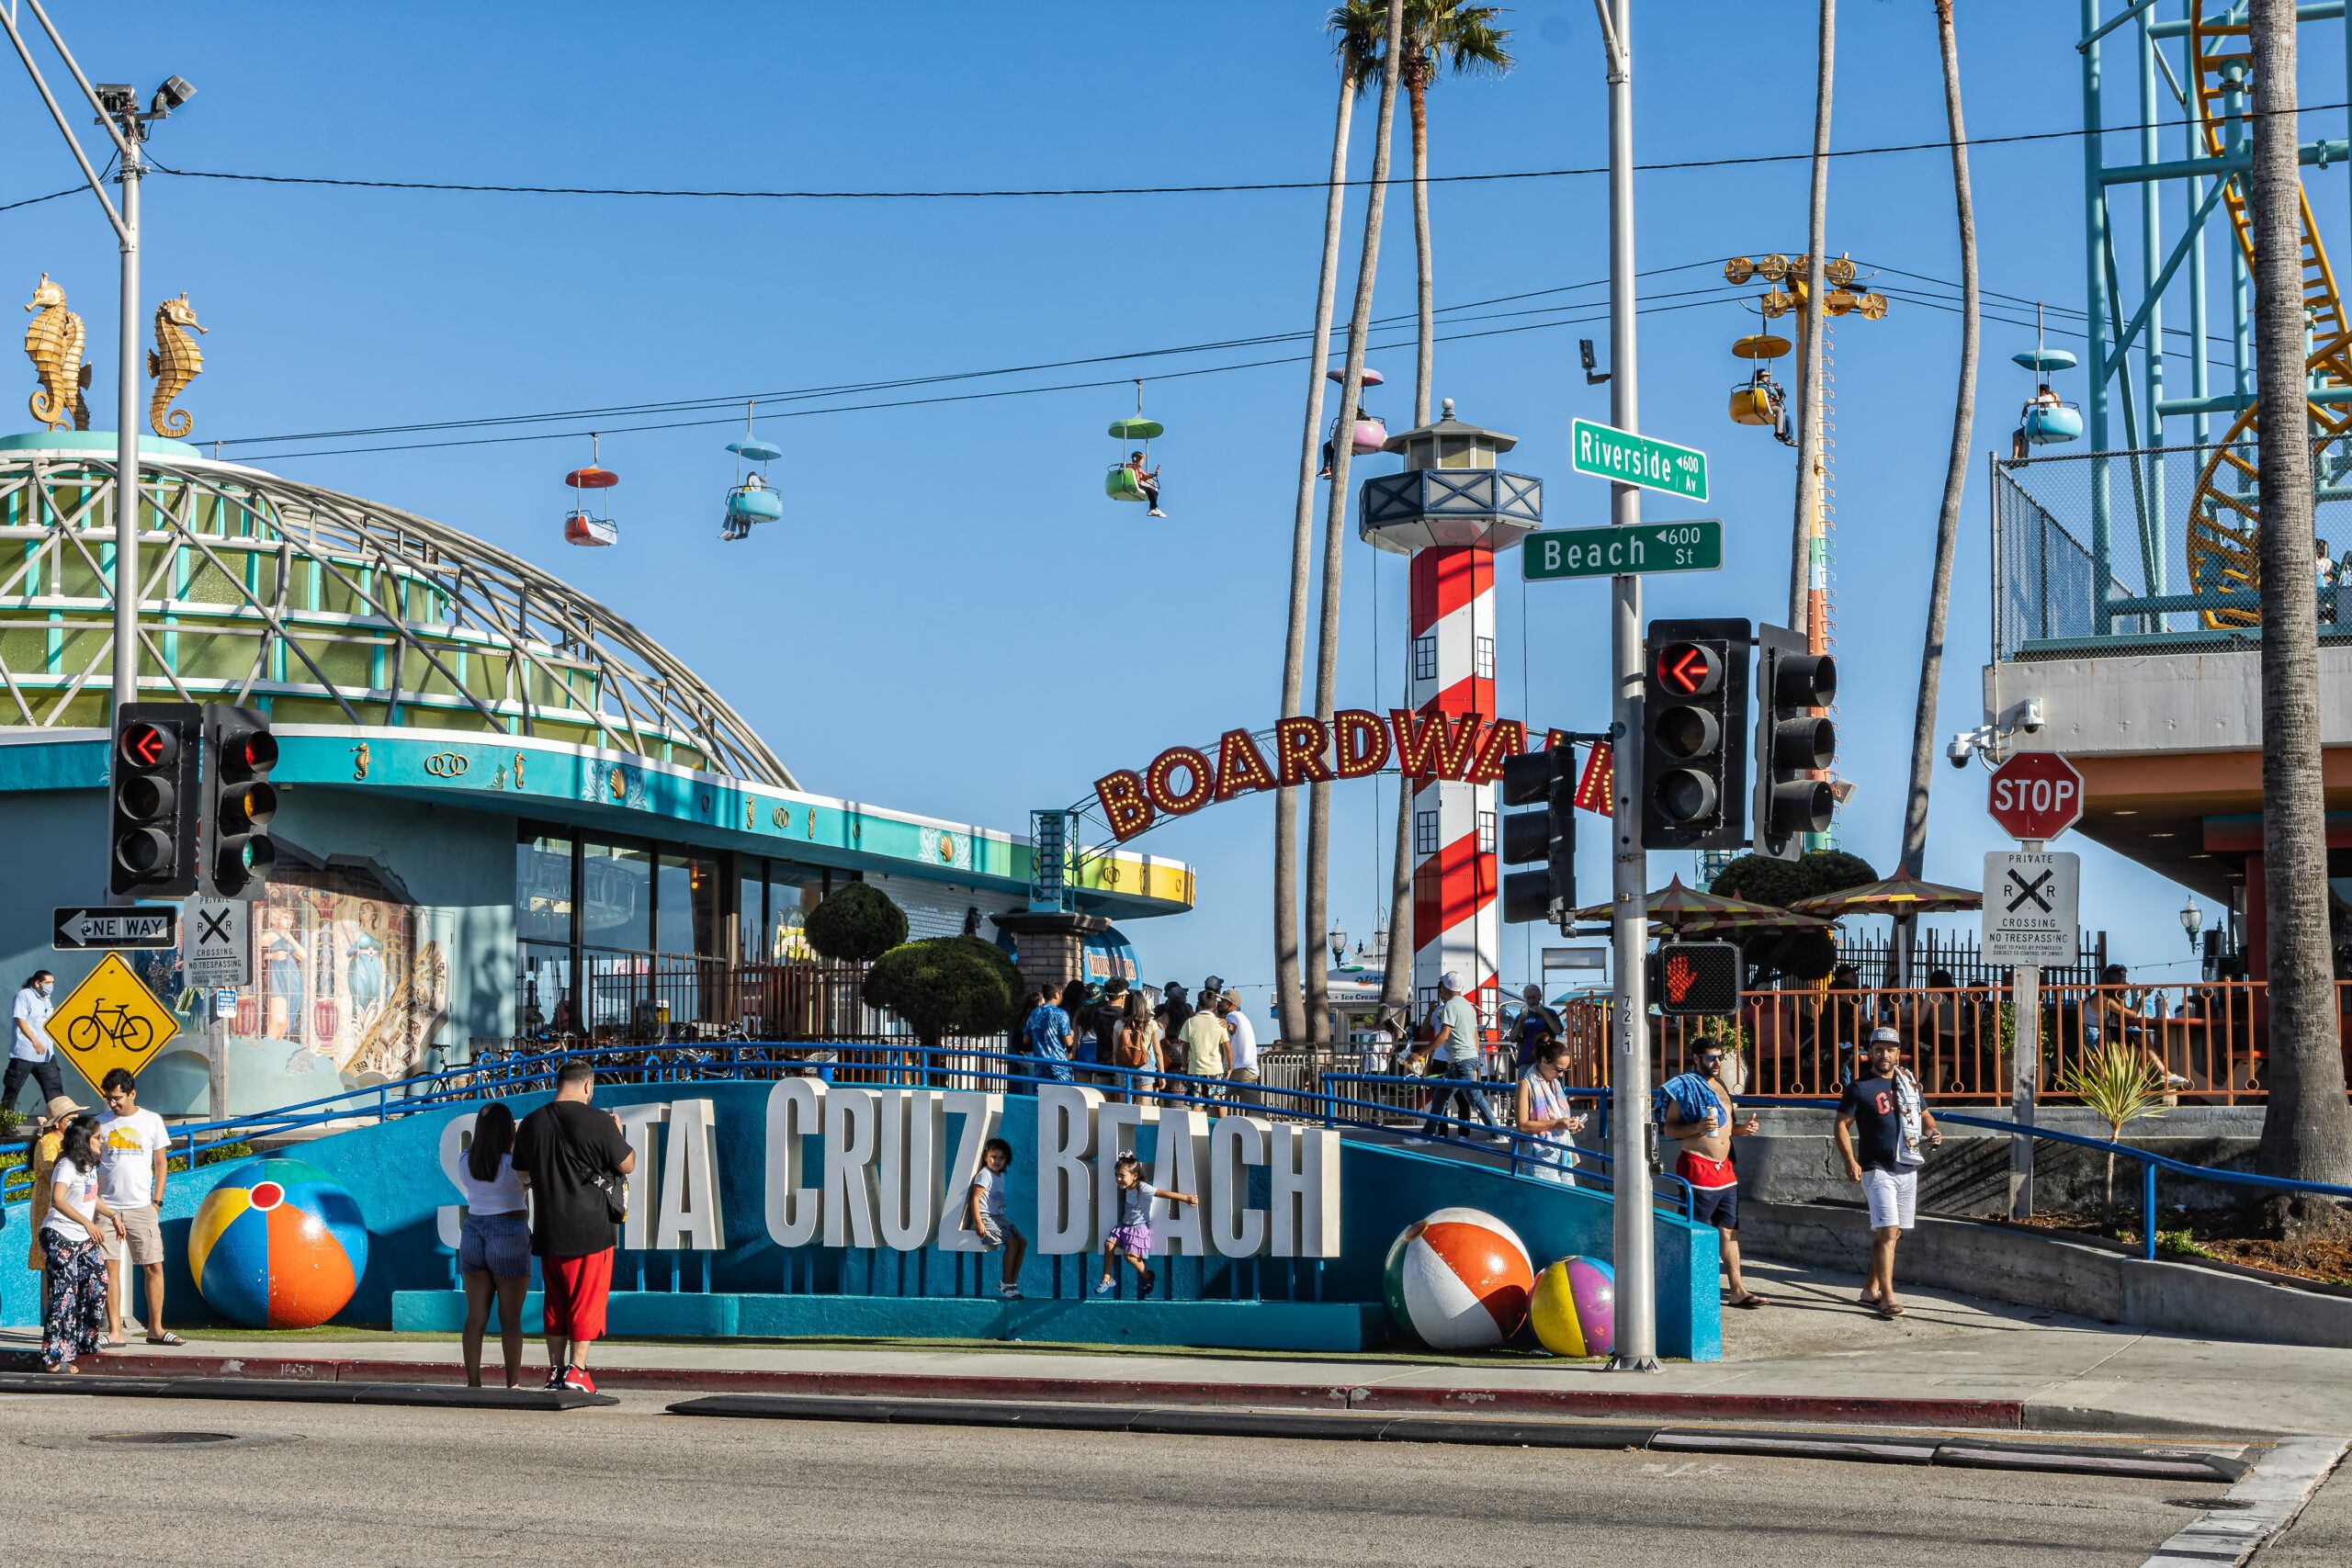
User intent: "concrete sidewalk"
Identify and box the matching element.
[8,1259,2347,1438]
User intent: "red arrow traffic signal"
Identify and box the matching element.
[119,722,170,768]
[1655,642,1722,696]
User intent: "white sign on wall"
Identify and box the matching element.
[1982,850,2081,966]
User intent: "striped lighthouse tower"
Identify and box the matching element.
[1407,544,1498,1019]
[1357,400,1543,1027]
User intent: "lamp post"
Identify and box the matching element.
[2180,896,2203,953]
[1,6,194,736]
[1328,922,1348,971]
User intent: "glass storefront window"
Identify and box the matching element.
[581,842,652,953]
[515,834,573,943]
[518,942,574,1033]
[657,852,721,955]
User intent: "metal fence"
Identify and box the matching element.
[1993,438,2352,660]
[1832,926,2109,991]
[1560,979,2352,1104]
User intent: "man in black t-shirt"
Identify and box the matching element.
[1834,1029,1940,1320]
[511,1060,635,1393]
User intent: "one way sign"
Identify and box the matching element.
[52,907,177,951]
[1981,851,2080,965]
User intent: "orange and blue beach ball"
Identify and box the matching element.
[1382,1207,1535,1350]
[187,1159,369,1329]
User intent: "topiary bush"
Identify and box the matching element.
[863,935,1023,1049]
[1798,849,1878,899]
[1708,854,1809,908]
[803,881,908,964]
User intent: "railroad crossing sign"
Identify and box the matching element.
[43,951,179,1081]
[51,906,176,951]
[184,897,251,988]
[1569,419,1709,502]
[1986,751,2085,841]
[1981,850,2080,966]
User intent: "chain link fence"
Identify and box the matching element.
[1993,437,2352,660]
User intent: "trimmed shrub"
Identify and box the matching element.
[862,935,1022,1049]
[803,881,908,964]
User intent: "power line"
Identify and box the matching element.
[131,99,2352,205]
[233,293,1749,462]
[0,184,81,215]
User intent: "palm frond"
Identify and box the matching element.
[1328,0,1391,87]
[2056,1043,2168,1142]
[1409,0,1515,79]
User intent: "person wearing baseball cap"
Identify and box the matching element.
[1420,972,1500,1135]
[1835,1028,1941,1318]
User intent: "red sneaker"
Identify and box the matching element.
[560,1366,597,1394]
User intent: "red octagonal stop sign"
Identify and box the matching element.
[1987,751,2085,841]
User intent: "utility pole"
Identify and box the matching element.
[1596,0,1657,1374]
[2,5,194,740]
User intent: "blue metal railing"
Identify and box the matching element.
[4,1045,1693,1219]
[1754,1098,2352,1261]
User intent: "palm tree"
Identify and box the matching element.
[2245,0,2352,1190]
[1790,0,1835,628]
[1275,13,1380,1048]
[1894,0,1976,986]
[1304,0,1406,1045]
[1334,0,1513,1021]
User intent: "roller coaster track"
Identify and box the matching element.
[2186,2,2352,628]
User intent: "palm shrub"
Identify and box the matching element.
[2056,1043,2167,1225]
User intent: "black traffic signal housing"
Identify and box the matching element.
[1640,617,1750,851]
[1498,746,1577,927]
[1751,622,1838,860]
[203,703,278,898]
[1652,940,1742,1017]
[107,702,201,897]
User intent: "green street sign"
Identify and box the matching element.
[1521,520,1723,581]
[1570,418,1709,502]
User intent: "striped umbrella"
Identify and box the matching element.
[1572,875,1833,933]
[1788,873,1983,917]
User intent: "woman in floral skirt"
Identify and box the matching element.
[40,1112,120,1372]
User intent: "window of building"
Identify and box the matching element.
[1415,809,1440,857]
[657,852,722,955]
[515,833,573,944]
[1412,635,1437,682]
[1477,811,1497,853]
[1475,635,1496,680]
[580,841,653,953]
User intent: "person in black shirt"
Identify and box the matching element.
[511,1061,635,1393]
[1834,1029,1939,1319]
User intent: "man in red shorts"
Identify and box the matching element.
[1662,1038,1768,1308]
[511,1060,635,1393]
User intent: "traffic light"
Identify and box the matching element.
[1498,746,1577,927]
[203,703,278,898]
[1751,622,1837,860]
[1652,940,1743,1017]
[1640,617,1749,851]
[107,702,201,897]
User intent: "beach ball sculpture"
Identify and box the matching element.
[1531,1255,1616,1359]
[1383,1207,1534,1349]
[187,1158,369,1329]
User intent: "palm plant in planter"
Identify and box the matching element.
[2056,1043,2167,1228]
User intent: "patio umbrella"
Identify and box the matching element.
[1571,875,1833,933]
[1788,873,1983,917]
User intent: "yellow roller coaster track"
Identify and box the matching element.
[2186,3,2352,628]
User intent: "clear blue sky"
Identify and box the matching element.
[6,1,2321,1017]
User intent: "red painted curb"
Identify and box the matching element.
[0,1350,2026,1428]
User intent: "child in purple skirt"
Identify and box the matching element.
[1095,1152,1196,1298]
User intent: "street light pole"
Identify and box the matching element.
[1596,0,1658,1373]
[113,131,141,714]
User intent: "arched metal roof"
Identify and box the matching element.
[0,437,795,788]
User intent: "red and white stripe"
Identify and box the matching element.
[1408,544,1498,1025]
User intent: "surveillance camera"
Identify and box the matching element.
[1947,737,1972,770]
[152,75,196,114]
[2019,698,2046,734]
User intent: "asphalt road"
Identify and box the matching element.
[0,1393,2231,1566]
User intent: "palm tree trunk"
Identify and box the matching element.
[1410,73,1434,427]
[1380,773,1414,1013]
[1307,0,1407,1046]
[1791,0,1835,629]
[1895,0,1976,986]
[2247,0,2352,1191]
[1276,70,1359,1047]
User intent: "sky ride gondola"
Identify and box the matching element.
[1106,378,1166,515]
[562,433,619,547]
[2011,304,2084,460]
[1726,333,1792,445]
[1326,365,1387,466]
[721,401,786,542]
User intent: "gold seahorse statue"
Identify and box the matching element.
[148,291,207,438]
[22,273,91,432]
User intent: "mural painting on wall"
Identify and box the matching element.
[228,861,451,1078]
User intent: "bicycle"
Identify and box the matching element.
[64,1002,152,1058]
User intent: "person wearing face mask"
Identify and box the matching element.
[7,971,64,1114]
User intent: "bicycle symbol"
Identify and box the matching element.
[63,1002,153,1058]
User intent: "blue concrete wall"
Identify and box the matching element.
[1,1082,1722,1359]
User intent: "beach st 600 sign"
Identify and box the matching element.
[1987,751,2085,842]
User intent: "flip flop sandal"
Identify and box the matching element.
[145,1332,186,1347]
[1876,1302,1906,1319]
[1728,1295,1770,1309]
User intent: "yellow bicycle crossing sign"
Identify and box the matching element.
[44,952,179,1083]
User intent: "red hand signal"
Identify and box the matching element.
[1665,953,1695,1003]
